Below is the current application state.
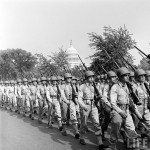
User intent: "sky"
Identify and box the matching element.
[0,0,150,65]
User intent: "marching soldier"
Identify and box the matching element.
[16,79,22,113]
[20,78,30,116]
[37,77,47,123]
[134,69,150,132]
[72,76,81,127]
[8,80,16,111]
[101,71,117,140]
[28,78,38,120]
[46,76,63,130]
[78,70,109,150]
[109,67,141,150]
[61,73,80,139]
[0,81,4,108]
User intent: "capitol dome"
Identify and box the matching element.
[66,41,81,68]
[66,45,78,55]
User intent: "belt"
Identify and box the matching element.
[117,103,129,111]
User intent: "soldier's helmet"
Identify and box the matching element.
[51,76,58,81]
[32,78,37,82]
[64,73,72,78]
[23,78,28,82]
[117,67,130,76]
[85,70,95,78]
[135,69,146,77]
[107,71,117,78]
[145,70,150,76]
[72,76,77,80]
[10,80,15,84]
[129,71,135,77]
[17,79,22,83]
[41,77,47,81]
[5,81,9,84]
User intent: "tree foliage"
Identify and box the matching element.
[34,48,69,77]
[0,49,37,79]
[89,26,136,73]
[138,57,150,70]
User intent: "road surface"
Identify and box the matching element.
[0,109,100,150]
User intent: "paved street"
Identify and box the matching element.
[0,109,99,150]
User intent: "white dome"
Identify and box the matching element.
[66,45,78,54]
[66,41,81,68]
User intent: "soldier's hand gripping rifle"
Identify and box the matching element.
[77,54,102,107]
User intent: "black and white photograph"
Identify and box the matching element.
[0,0,150,150]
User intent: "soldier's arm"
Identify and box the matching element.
[78,85,88,109]
[46,87,52,103]
[110,84,123,114]
[61,89,70,104]
[36,91,42,100]
[102,86,111,107]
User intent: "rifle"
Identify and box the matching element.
[77,54,88,70]
[117,51,136,72]
[134,46,150,60]
[102,48,120,69]
[144,82,150,109]
[101,65,108,74]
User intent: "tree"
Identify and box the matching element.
[35,53,58,77]
[35,47,69,77]
[0,49,37,79]
[89,26,136,73]
[138,57,150,70]
[71,65,84,78]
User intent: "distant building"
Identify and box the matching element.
[66,41,81,68]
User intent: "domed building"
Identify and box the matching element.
[66,41,81,68]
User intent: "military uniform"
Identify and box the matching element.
[46,80,62,129]
[61,73,79,138]
[37,79,47,123]
[109,67,141,150]
[20,79,30,115]
[28,78,38,119]
[135,82,150,128]
[8,81,15,111]
[0,82,4,107]
[16,80,22,113]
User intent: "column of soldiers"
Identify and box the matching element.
[0,67,150,150]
